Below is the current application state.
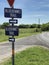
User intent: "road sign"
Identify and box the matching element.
[7,0,15,7]
[4,8,22,18]
[5,26,19,36]
[9,19,18,24]
[9,38,15,42]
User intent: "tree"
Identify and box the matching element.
[1,22,9,29]
[19,24,31,28]
[30,24,37,28]
[41,23,49,31]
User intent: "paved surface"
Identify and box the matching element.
[0,32,49,62]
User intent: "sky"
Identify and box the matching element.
[0,0,49,24]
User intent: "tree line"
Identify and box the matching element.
[0,22,49,31]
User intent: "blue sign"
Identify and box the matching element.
[5,26,19,36]
[9,19,18,24]
[4,8,22,18]
[9,38,15,42]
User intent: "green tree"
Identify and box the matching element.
[41,23,49,31]
[1,22,9,29]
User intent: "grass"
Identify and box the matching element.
[0,46,49,65]
[0,28,40,42]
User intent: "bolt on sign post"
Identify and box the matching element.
[4,0,22,65]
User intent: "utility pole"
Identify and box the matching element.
[38,18,40,28]
[38,18,41,32]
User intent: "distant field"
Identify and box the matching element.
[1,46,49,65]
[0,28,40,42]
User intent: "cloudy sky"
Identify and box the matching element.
[0,0,49,24]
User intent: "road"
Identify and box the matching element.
[0,32,49,62]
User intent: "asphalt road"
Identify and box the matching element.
[0,32,49,62]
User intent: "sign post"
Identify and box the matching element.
[11,6,15,65]
[10,5,15,65]
[4,0,22,65]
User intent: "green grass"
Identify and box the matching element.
[1,46,49,65]
[0,28,40,42]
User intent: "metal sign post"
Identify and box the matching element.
[11,6,14,65]
[4,0,22,65]
[12,17,15,65]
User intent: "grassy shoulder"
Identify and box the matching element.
[1,46,49,65]
[0,28,41,42]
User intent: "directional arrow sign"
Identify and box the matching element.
[9,38,15,42]
[9,19,18,24]
[7,0,15,7]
